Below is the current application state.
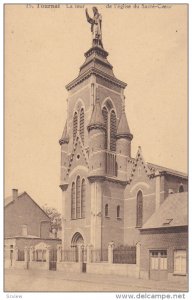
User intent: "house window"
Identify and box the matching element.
[73,112,78,142]
[151,250,167,270]
[136,190,143,227]
[105,204,109,217]
[117,205,120,218]
[80,108,84,144]
[21,225,28,236]
[179,184,184,193]
[174,250,187,275]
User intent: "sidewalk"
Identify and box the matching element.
[4,268,188,292]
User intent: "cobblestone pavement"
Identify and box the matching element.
[4,268,188,292]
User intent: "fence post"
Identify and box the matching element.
[86,244,93,263]
[57,245,62,262]
[24,246,29,269]
[108,242,115,264]
[136,242,141,278]
[45,246,51,270]
[29,246,34,262]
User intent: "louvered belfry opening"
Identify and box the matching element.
[102,106,108,149]
[102,101,117,177]
[80,108,84,144]
[73,112,78,142]
[110,110,117,151]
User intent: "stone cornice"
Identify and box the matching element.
[66,67,127,91]
[116,133,133,141]
[87,123,106,132]
[88,175,128,186]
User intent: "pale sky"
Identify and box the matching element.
[5,4,188,210]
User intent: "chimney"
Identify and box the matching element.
[12,189,18,201]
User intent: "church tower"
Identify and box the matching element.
[59,7,133,250]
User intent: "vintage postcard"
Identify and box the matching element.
[4,3,188,295]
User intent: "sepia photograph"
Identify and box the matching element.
[4,3,188,294]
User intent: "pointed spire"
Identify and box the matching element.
[87,96,106,132]
[116,97,133,140]
[59,121,69,145]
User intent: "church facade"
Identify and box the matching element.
[59,12,188,252]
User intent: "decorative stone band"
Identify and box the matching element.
[116,132,133,141]
[87,123,106,132]
[88,175,128,186]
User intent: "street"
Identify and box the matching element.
[4,269,188,292]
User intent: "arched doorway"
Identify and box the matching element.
[71,232,84,247]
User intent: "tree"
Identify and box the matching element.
[42,204,62,237]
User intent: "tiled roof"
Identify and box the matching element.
[141,192,188,229]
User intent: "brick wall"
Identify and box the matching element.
[140,227,188,278]
[5,193,50,239]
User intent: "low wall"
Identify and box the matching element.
[87,263,139,278]
[13,261,27,269]
[57,262,81,273]
[29,261,49,270]
[168,273,188,283]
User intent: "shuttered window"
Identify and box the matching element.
[174,250,187,275]
[80,108,84,144]
[71,182,76,219]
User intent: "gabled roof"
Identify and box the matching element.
[141,192,188,230]
[4,192,24,207]
[4,191,50,220]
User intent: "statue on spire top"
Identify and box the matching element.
[85,7,103,48]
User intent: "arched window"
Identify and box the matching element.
[71,182,76,219]
[73,112,78,142]
[76,176,81,219]
[102,106,108,149]
[136,191,143,227]
[117,205,120,218]
[80,108,84,144]
[81,179,86,218]
[105,204,109,217]
[179,184,184,193]
[110,110,117,151]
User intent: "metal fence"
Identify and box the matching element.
[91,249,108,262]
[35,249,46,262]
[17,249,24,261]
[113,246,136,264]
[61,249,78,262]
